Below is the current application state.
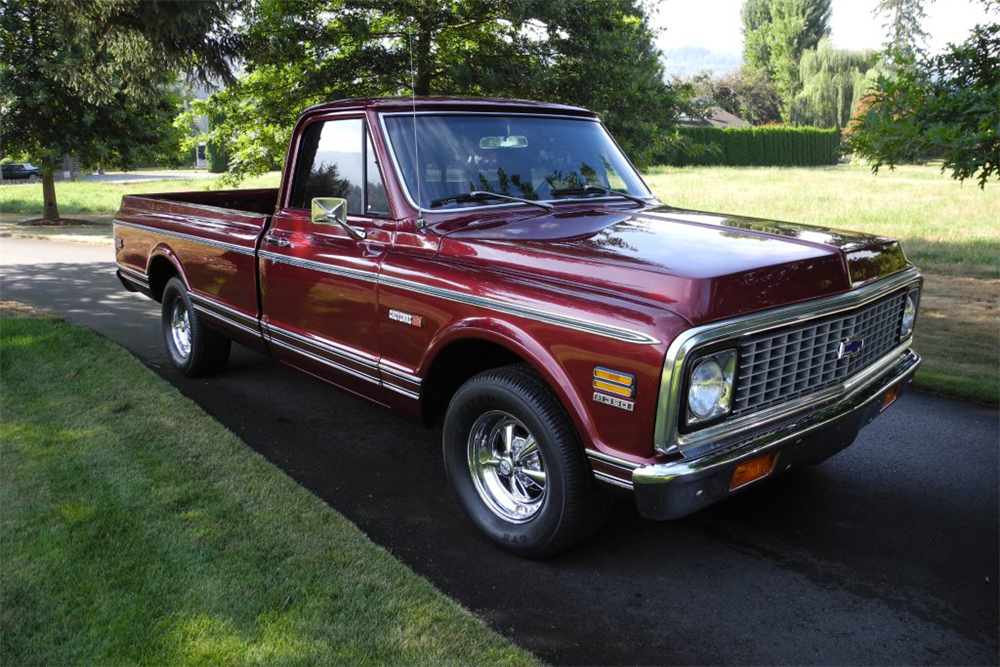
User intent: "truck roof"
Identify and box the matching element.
[301,96,597,118]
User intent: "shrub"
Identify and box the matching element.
[667,126,840,166]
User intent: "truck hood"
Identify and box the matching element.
[437,204,910,325]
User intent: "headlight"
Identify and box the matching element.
[686,350,736,425]
[900,288,920,338]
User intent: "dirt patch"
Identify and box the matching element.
[0,300,49,317]
[18,217,107,227]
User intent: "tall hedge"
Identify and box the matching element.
[668,126,841,166]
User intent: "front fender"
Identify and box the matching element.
[418,311,685,461]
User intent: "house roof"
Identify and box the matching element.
[679,106,751,128]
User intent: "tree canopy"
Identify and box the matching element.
[691,68,783,125]
[0,0,241,219]
[191,0,688,179]
[873,0,929,61]
[845,16,1000,187]
[740,0,832,117]
[788,39,880,129]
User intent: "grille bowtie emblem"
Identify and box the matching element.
[837,337,866,359]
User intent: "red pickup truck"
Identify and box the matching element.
[114,97,922,556]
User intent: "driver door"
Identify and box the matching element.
[260,115,394,399]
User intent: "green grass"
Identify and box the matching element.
[0,310,539,666]
[646,164,1000,405]
[0,172,281,218]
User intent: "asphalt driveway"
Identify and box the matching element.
[2,237,998,665]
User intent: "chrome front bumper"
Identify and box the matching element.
[632,349,921,520]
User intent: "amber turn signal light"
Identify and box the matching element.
[880,385,900,412]
[730,452,778,490]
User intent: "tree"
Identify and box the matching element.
[845,14,999,188]
[788,39,880,128]
[741,0,774,72]
[692,68,783,125]
[741,0,831,75]
[191,0,688,179]
[873,0,930,61]
[0,0,240,220]
[531,1,688,166]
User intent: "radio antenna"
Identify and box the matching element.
[408,30,425,229]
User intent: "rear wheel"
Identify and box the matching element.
[161,277,230,376]
[443,364,611,558]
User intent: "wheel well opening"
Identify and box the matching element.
[422,339,525,426]
[147,256,179,302]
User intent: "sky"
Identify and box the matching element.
[650,0,994,55]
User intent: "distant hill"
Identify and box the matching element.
[661,47,741,79]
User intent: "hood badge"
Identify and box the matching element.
[837,337,865,359]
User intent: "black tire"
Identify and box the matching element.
[161,277,230,376]
[443,364,611,558]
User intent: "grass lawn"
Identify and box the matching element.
[0,172,281,222]
[646,164,999,405]
[0,305,538,666]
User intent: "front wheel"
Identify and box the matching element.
[443,364,611,558]
[161,277,231,376]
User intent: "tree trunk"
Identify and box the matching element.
[414,30,433,96]
[412,9,434,97]
[42,171,59,221]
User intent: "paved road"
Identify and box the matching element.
[3,237,998,666]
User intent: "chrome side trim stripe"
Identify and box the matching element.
[378,274,661,345]
[114,220,256,256]
[259,250,378,283]
[189,293,258,327]
[116,263,149,284]
[192,304,260,338]
[585,448,641,470]
[382,381,421,400]
[594,470,634,490]
[261,321,422,398]
[268,337,382,385]
[120,272,149,289]
[261,250,658,344]
[262,322,381,372]
[121,227,658,345]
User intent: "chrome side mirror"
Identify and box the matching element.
[311,197,366,240]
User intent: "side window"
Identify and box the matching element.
[289,118,393,219]
[290,119,364,213]
[365,133,390,216]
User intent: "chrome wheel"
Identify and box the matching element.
[467,410,546,522]
[170,299,192,359]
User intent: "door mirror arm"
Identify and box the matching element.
[311,198,367,240]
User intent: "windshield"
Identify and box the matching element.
[383,114,650,210]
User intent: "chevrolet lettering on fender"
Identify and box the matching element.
[113,98,922,557]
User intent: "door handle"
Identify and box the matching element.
[264,234,291,248]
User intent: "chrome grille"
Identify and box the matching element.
[732,290,907,415]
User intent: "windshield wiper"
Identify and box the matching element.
[428,190,554,212]
[550,185,648,206]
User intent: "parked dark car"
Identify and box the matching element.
[1,163,42,181]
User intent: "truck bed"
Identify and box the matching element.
[137,187,278,216]
[113,188,277,347]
